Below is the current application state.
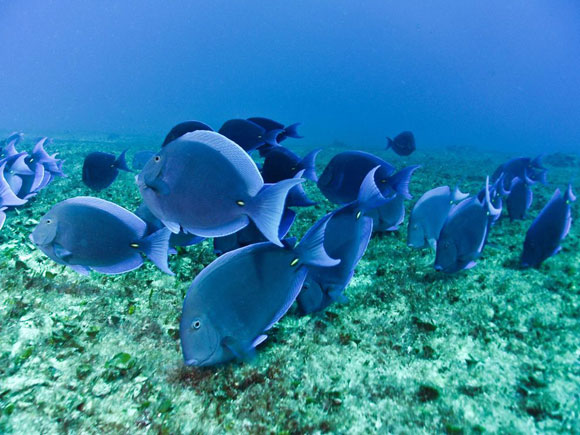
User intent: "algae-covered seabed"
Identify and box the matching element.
[0,135,578,434]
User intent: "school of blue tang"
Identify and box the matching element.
[1,120,574,367]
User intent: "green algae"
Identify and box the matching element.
[0,136,579,433]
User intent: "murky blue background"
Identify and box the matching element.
[1,0,579,152]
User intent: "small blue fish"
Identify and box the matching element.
[386,131,416,156]
[261,147,319,183]
[31,197,173,275]
[297,167,389,314]
[318,151,418,204]
[82,151,131,191]
[180,216,338,366]
[138,131,301,245]
[506,177,533,221]
[408,186,469,249]
[132,150,156,171]
[218,119,279,153]
[435,177,500,273]
[521,184,575,268]
[161,120,213,147]
[247,117,302,155]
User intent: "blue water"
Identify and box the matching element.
[1,1,579,151]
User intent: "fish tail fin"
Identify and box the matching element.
[357,166,389,211]
[10,154,34,176]
[535,169,548,185]
[279,208,296,238]
[389,165,421,199]
[285,171,316,207]
[300,148,320,182]
[263,129,282,147]
[0,163,27,207]
[451,185,469,202]
[295,214,340,267]
[114,150,131,172]
[386,137,393,150]
[32,138,56,164]
[285,122,303,138]
[532,154,545,169]
[485,176,501,217]
[139,227,173,275]
[565,183,576,203]
[247,178,303,246]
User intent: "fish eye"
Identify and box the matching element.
[191,319,201,330]
[46,219,52,224]
[356,210,362,219]
[154,156,161,162]
[291,167,296,171]
[381,179,387,183]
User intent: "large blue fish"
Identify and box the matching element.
[82,151,131,191]
[31,197,173,275]
[506,177,533,221]
[297,167,389,314]
[161,120,213,147]
[408,186,468,249]
[434,178,500,273]
[218,119,279,153]
[138,130,301,245]
[0,162,28,230]
[180,216,339,366]
[317,151,418,204]
[521,184,575,268]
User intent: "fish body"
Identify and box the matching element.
[82,151,130,191]
[218,119,278,152]
[506,177,532,221]
[492,155,546,189]
[138,130,301,245]
[367,194,405,233]
[180,217,338,366]
[261,147,319,183]
[386,131,416,156]
[521,184,575,268]
[31,197,172,275]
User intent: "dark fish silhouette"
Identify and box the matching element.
[521,184,575,268]
[218,119,279,152]
[491,155,546,190]
[386,131,416,156]
[506,177,532,221]
[161,120,213,147]
[82,151,131,191]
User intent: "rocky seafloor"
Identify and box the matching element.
[0,135,578,434]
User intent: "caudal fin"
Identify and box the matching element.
[285,122,303,139]
[388,165,421,199]
[247,178,303,246]
[0,163,27,207]
[357,166,390,212]
[32,138,57,164]
[114,150,131,172]
[263,129,283,147]
[140,227,173,275]
[295,214,340,267]
[565,184,576,203]
[451,185,469,202]
[299,149,320,182]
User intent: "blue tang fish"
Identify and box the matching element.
[386,131,416,156]
[434,178,500,273]
[132,150,156,171]
[247,117,302,144]
[138,130,301,245]
[218,119,279,153]
[135,202,205,249]
[261,147,319,183]
[297,167,389,314]
[317,150,418,204]
[521,184,575,268]
[506,177,533,221]
[408,185,469,249]
[161,120,213,147]
[31,197,173,275]
[180,216,339,366]
[82,151,131,191]
[0,162,28,230]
